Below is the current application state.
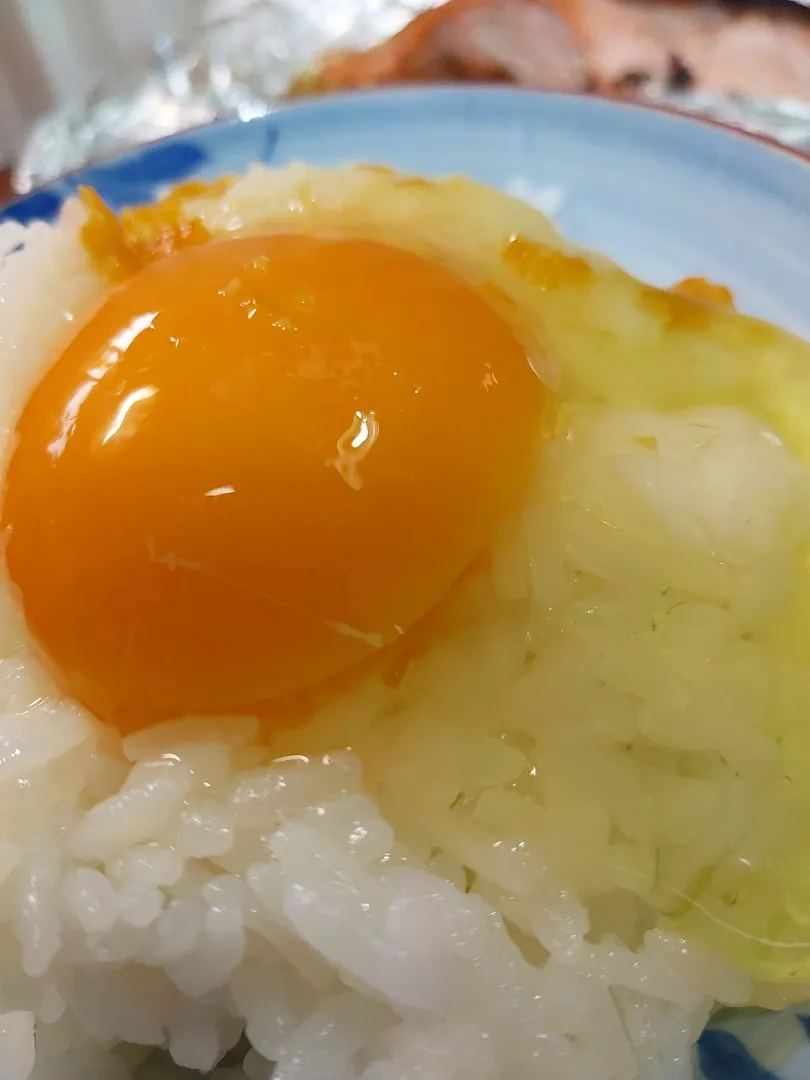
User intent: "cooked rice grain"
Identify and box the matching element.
[0,179,794,1080]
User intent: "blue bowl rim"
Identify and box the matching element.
[3,85,810,221]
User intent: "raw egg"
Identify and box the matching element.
[2,230,546,730]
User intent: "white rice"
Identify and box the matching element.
[2,172,808,1080]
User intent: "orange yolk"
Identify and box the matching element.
[2,233,546,731]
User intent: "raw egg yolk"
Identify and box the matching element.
[3,233,546,731]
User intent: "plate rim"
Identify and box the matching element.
[2,81,810,1080]
[3,85,810,222]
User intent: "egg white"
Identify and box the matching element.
[1,166,810,1080]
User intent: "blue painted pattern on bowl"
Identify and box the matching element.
[4,88,810,1080]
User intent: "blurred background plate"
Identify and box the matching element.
[3,85,810,1079]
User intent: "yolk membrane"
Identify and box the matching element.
[3,233,547,730]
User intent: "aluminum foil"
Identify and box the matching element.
[12,0,445,194]
[640,89,810,155]
[12,0,810,194]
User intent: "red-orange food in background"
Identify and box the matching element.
[3,231,547,731]
[298,0,810,102]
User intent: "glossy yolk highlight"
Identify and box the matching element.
[3,233,546,731]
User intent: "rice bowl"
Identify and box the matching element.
[1,156,810,1080]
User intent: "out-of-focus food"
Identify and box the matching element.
[14,0,810,196]
[298,0,810,102]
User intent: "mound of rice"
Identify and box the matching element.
[4,168,810,1080]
